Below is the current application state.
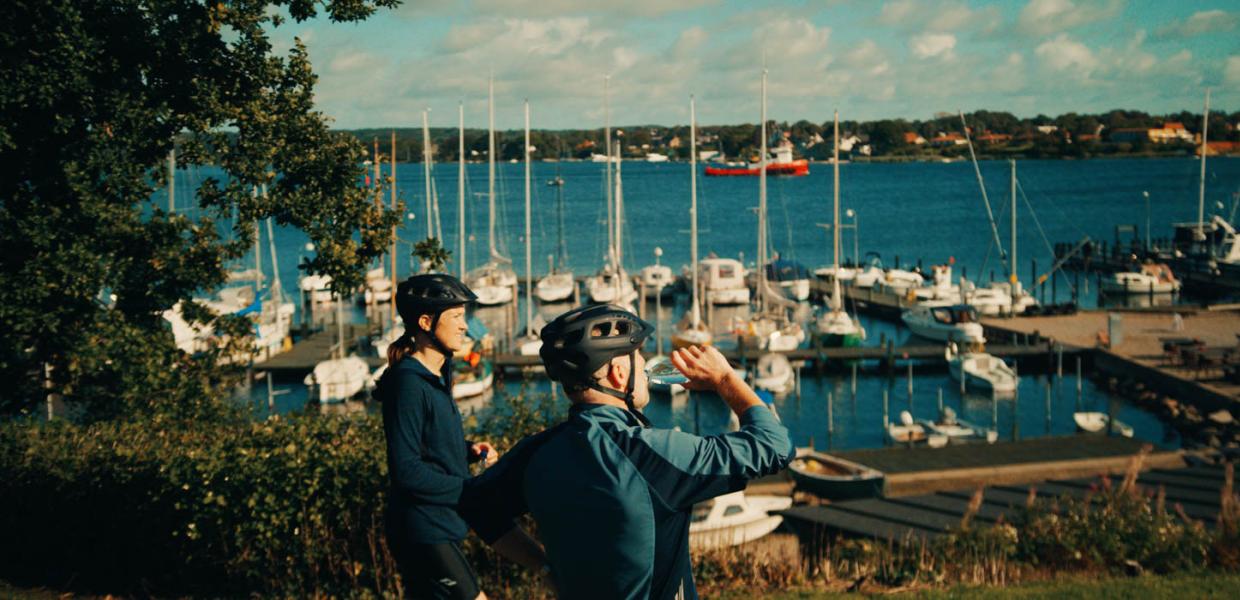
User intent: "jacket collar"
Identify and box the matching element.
[569,402,645,427]
[399,356,452,393]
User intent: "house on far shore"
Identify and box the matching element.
[1201,141,1239,156]
[929,133,967,146]
[903,132,926,145]
[976,133,1012,144]
[1110,122,1195,144]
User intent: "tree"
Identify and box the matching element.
[0,0,402,419]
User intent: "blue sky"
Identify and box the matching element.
[274,0,1240,129]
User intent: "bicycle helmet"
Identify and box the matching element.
[396,274,477,354]
[540,304,654,424]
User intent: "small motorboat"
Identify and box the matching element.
[754,353,795,395]
[1074,411,1134,437]
[1101,263,1181,295]
[639,263,675,298]
[453,355,494,400]
[788,448,886,500]
[299,273,334,303]
[888,410,948,447]
[585,264,637,305]
[946,342,1017,396]
[920,407,998,444]
[901,302,985,344]
[688,491,790,550]
[670,318,713,349]
[305,355,372,403]
[700,257,750,305]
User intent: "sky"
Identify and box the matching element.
[274,0,1240,129]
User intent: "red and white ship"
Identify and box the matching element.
[704,139,808,177]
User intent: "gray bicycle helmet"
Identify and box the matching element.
[540,304,654,424]
[396,274,477,354]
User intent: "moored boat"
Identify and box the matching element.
[1074,411,1134,437]
[787,448,885,500]
[688,491,790,550]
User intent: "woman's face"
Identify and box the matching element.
[431,306,469,354]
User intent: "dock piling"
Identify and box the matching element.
[1045,379,1052,435]
[937,387,944,415]
[882,387,889,443]
[1075,355,1083,411]
[827,390,834,437]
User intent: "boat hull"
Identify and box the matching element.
[704,160,809,177]
[788,451,885,500]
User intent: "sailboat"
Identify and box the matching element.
[517,101,543,358]
[467,78,517,306]
[671,96,713,349]
[305,296,372,403]
[586,77,637,307]
[535,139,576,303]
[745,68,804,352]
[815,111,865,349]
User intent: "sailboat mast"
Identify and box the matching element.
[960,111,1009,277]
[1199,88,1210,240]
[615,146,624,280]
[1011,159,1018,289]
[690,96,700,328]
[459,103,466,279]
[524,100,533,337]
[832,110,840,270]
[605,75,614,266]
[423,110,433,240]
[488,77,497,259]
[758,68,768,314]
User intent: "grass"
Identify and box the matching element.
[718,572,1240,599]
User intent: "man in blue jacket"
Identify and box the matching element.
[460,304,795,599]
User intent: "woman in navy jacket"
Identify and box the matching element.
[376,274,498,599]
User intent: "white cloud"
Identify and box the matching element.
[470,0,719,18]
[1224,56,1240,86]
[1153,10,1239,39]
[1017,0,1125,37]
[910,33,957,60]
[1034,33,1097,75]
[877,0,1001,34]
[670,26,708,59]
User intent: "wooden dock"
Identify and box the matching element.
[257,324,383,376]
[777,442,1214,544]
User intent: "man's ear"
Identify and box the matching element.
[607,356,629,389]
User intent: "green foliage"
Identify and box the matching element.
[0,0,401,419]
[413,237,453,273]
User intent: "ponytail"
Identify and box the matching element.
[387,332,416,367]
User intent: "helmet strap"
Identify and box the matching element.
[584,351,650,428]
[419,311,455,364]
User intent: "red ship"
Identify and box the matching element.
[704,139,809,177]
[704,159,809,177]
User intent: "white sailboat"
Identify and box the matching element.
[517,101,543,358]
[305,300,372,403]
[672,97,714,349]
[586,76,637,307]
[746,69,804,352]
[535,140,575,303]
[1074,412,1134,437]
[815,111,866,349]
[467,78,517,306]
[1101,263,1181,294]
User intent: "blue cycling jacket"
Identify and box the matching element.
[460,402,794,600]
[378,356,473,544]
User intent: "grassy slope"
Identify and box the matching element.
[718,572,1240,599]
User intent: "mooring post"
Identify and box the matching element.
[937,387,944,416]
[827,390,834,438]
[1076,355,1083,412]
[906,362,914,409]
[1045,379,1052,435]
[882,386,889,442]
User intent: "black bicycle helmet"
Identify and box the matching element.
[540,304,654,424]
[396,274,477,324]
[396,274,478,354]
